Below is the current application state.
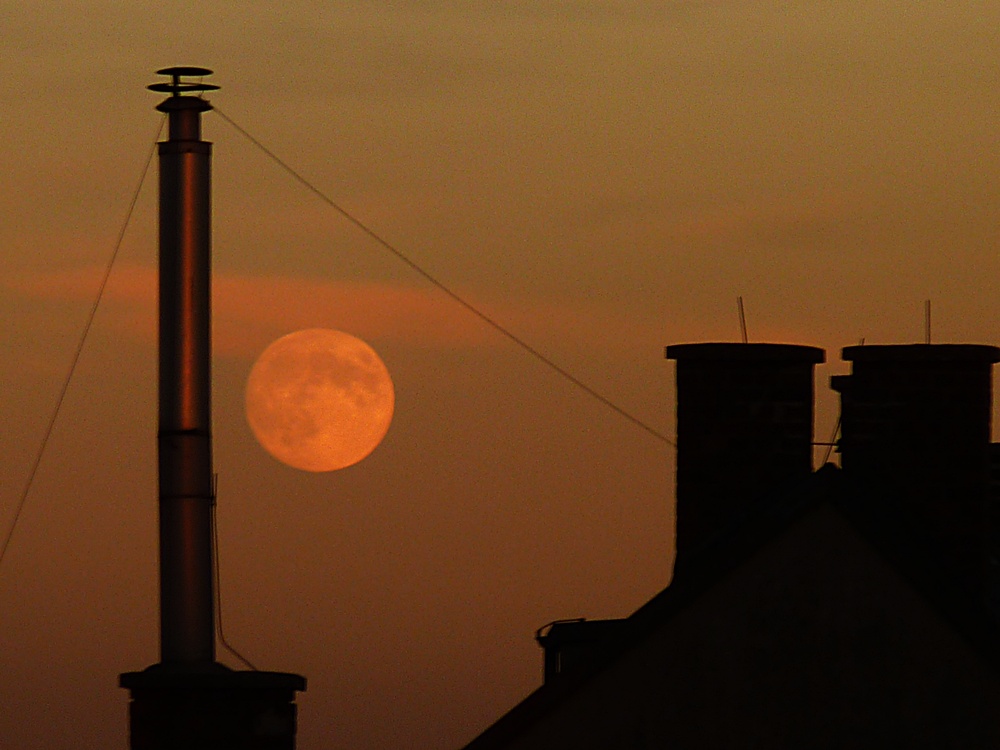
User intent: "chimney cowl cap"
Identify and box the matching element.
[666,342,824,363]
[148,66,218,96]
[842,343,1000,364]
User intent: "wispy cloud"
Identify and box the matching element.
[5,263,665,360]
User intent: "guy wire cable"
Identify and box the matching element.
[0,117,165,573]
[211,475,258,671]
[212,105,675,448]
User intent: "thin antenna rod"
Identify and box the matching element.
[925,300,931,344]
[738,296,748,344]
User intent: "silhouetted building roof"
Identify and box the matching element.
[461,342,1000,749]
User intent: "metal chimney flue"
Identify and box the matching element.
[120,68,305,750]
[152,65,218,667]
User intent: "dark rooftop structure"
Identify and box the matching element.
[461,340,1000,750]
[667,343,824,574]
[833,344,1000,599]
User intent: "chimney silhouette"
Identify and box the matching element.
[832,344,1000,598]
[120,67,305,750]
[666,343,824,573]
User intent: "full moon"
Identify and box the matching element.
[245,328,395,472]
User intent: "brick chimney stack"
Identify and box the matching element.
[832,344,1000,597]
[666,343,825,574]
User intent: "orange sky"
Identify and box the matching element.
[2,3,1000,749]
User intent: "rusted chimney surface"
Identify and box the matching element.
[666,343,824,571]
[832,344,1000,595]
